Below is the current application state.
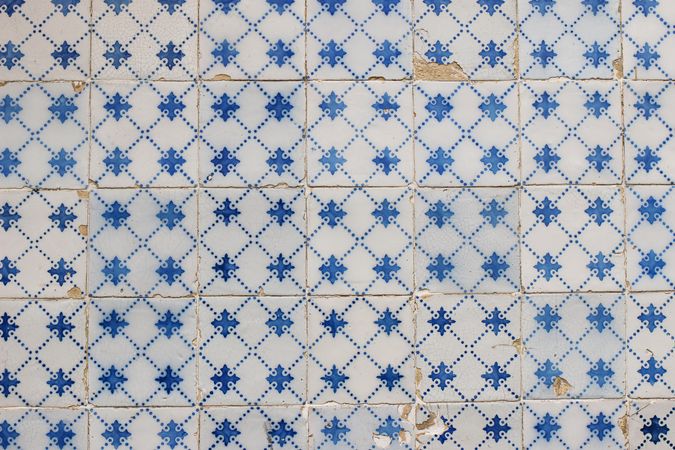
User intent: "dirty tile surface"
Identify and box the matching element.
[0,0,673,449]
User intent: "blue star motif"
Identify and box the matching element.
[322,417,349,444]
[319,40,345,67]
[0,369,18,396]
[635,43,659,69]
[0,203,19,231]
[105,93,131,120]
[587,252,614,281]
[211,365,240,394]
[157,0,185,14]
[535,304,561,332]
[159,92,185,120]
[98,365,127,393]
[103,148,131,176]
[638,355,666,385]
[584,42,608,68]
[480,94,506,121]
[533,197,560,226]
[49,148,75,176]
[320,147,345,175]
[535,413,561,441]
[483,415,510,442]
[103,41,130,69]
[586,145,612,172]
[156,257,184,286]
[641,415,669,444]
[320,92,346,119]
[212,39,238,67]
[102,201,129,229]
[49,203,76,232]
[48,258,76,286]
[269,420,297,446]
[0,95,21,123]
[211,148,240,176]
[375,308,401,335]
[213,254,239,282]
[267,0,294,12]
[0,0,24,16]
[267,199,293,225]
[155,365,183,394]
[478,0,505,14]
[426,200,453,228]
[213,419,240,445]
[212,93,240,120]
[429,361,455,390]
[266,308,292,337]
[155,310,182,338]
[638,303,665,332]
[372,93,399,120]
[372,0,399,14]
[266,148,292,175]
[49,94,77,123]
[587,358,614,387]
[426,94,453,121]
[158,420,187,449]
[102,421,130,448]
[586,303,613,332]
[584,91,610,118]
[157,201,185,230]
[157,41,184,69]
[99,310,128,337]
[480,199,507,227]
[480,40,506,67]
[482,362,511,390]
[267,39,294,67]
[426,147,453,174]
[635,93,660,119]
[267,253,294,281]
[0,257,19,286]
[320,255,347,284]
[0,41,23,69]
[481,146,508,174]
[482,252,509,281]
[159,148,185,175]
[213,0,240,12]
[531,40,557,67]
[587,412,614,441]
[438,419,456,444]
[423,0,451,15]
[51,41,79,69]
[374,255,400,282]
[376,416,402,439]
[266,93,293,121]
[266,365,293,393]
[530,0,555,15]
[372,199,399,227]
[428,306,455,335]
[482,307,510,335]
[372,147,400,175]
[47,420,76,448]
[0,312,17,341]
[582,0,608,13]
[427,254,454,282]
[318,0,346,15]
[212,309,239,338]
[633,0,659,16]
[104,0,131,14]
[102,256,130,286]
[635,146,661,172]
[321,364,348,393]
[0,420,18,448]
[533,92,559,118]
[585,196,612,225]
[322,309,347,337]
[425,40,453,64]
[535,359,562,388]
[214,199,239,225]
[47,368,74,396]
[320,200,346,228]
[373,40,401,67]
[640,250,665,278]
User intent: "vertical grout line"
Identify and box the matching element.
[195,0,203,447]
[86,1,94,448]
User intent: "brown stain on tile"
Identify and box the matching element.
[552,376,572,397]
[613,57,623,79]
[413,55,468,81]
[512,337,524,355]
[212,74,232,81]
[77,190,89,200]
[71,81,85,93]
[67,286,82,298]
[618,413,629,441]
[78,224,88,236]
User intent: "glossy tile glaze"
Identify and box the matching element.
[0,0,674,449]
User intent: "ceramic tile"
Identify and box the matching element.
[91,81,199,188]
[90,407,198,449]
[518,0,621,79]
[308,188,413,295]
[307,81,413,187]
[88,188,198,297]
[307,296,414,404]
[521,80,623,185]
[628,400,674,449]
[0,0,89,80]
[200,0,305,80]
[0,408,88,449]
[0,190,87,298]
[521,185,625,292]
[414,0,517,80]
[416,294,520,402]
[415,81,519,187]
[0,299,85,407]
[88,297,197,407]
[199,81,305,187]
[416,188,520,293]
[91,0,198,80]
[623,0,675,80]
[199,296,305,406]
[523,293,625,400]
[306,0,413,80]
[627,186,674,291]
[0,82,89,189]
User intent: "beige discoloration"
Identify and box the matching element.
[399,404,413,423]
[512,338,525,355]
[613,57,624,79]
[618,413,629,441]
[414,55,469,81]
[553,376,572,397]
[77,190,89,199]
[67,286,83,298]
[78,224,88,236]
[71,81,85,93]
[512,36,520,78]
[372,433,392,448]
[212,74,232,81]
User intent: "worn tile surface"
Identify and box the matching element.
[0,0,674,449]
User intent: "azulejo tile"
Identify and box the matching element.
[523,293,625,400]
[91,81,198,188]
[629,400,674,449]
[308,296,414,404]
[415,81,519,187]
[521,80,623,184]
[0,82,89,189]
[626,186,674,291]
[624,81,675,184]
[307,0,413,80]
[518,0,621,79]
[308,188,413,295]
[414,0,517,80]
[309,405,414,449]
[417,402,522,449]
[627,292,674,398]
[89,297,197,406]
[623,0,675,80]
[523,400,626,449]
[89,189,198,297]
[307,81,413,187]
[200,0,305,80]
[0,408,88,449]
[90,407,198,449]
[521,185,624,292]
[416,188,519,293]
[416,294,520,402]
[0,0,89,80]
[199,188,305,296]
[200,81,305,187]
[0,299,85,407]
[200,406,307,450]
[0,190,87,298]
[92,0,198,80]
[199,296,305,406]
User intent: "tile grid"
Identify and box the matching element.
[0,0,672,449]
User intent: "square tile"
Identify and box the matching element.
[0,300,85,406]
[627,292,674,398]
[0,0,89,80]
[623,0,675,80]
[308,296,414,404]
[200,81,305,187]
[521,80,623,184]
[91,81,199,188]
[416,188,520,293]
[199,296,305,406]
[521,186,624,292]
[625,81,675,184]
[200,0,305,80]
[308,188,413,295]
[523,400,626,449]
[0,190,87,298]
[89,297,197,406]
[0,82,89,189]
[200,406,307,450]
[88,188,198,297]
[518,0,621,79]
[417,294,520,402]
[523,294,625,400]
[414,0,517,80]
[417,403,522,449]
[199,188,305,296]
[309,405,414,449]
[627,186,674,291]
[90,407,198,449]
[307,0,413,79]
[415,82,519,187]
[0,408,88,449]
[628,400,674,449]
[92,0,198,80]
[307,81,413,187]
